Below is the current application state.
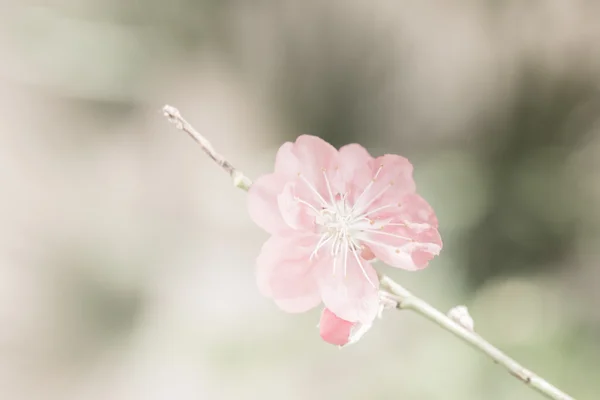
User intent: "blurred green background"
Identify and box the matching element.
[0,1,599,399]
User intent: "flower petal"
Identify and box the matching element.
[256,234,321,313]
[319,308,355,346]
[247,173,290,235]
[292,135,339,172]
[277,181,317,232]
[365,232,442,271]
[291,135,339,201]
[338,144,373,169]
[338,144,373,180]
[274,141,301,179]
[319,307,376,347]
[353,154,416,215]
[248,137,331,235]
[358,193,442,270]
[337,144,374,199]
[373,154,416,194]
[316,253,379,324]
[399,193,440,228]
[275,293,322,313]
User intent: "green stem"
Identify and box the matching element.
[380,275,575,400]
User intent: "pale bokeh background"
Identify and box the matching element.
[1,1,599,399]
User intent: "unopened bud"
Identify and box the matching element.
[448,305,475,332]
[232,171,252,191]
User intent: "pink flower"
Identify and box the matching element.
[248,135,442,338]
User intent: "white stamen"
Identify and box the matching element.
[362,203,398,218]
[335,232,344,255]
[355,183,393,215]
[294,197,321,215]
[330,233,340,256]
[358,236,402,251]
[361,229,413,241]
[351,164,384,213]
[340,193,349,214]
[343,231,349,277]
[299,173,328,207]
[311,233,333,260]
[322,170,337,211]
[350,245,376,288]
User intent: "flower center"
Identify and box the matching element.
[312,194,371,282]
[316,195,360,254]
[297,168,390,287]
[295,165,425,288]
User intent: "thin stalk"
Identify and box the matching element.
[379,276,574,400]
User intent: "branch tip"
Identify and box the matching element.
[162,104,252,191]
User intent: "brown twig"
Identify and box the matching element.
[162,105,252,191]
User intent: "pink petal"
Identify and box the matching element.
[338,144,373,169]
[319,307,376,347]
[256,234,321,313]
[248,137,334,235]
[277,181,317,232]
[400,193,440,227]
[365,231,442,271]
[316,254,379,324]
[360,246,376,261]
[337,144,374,195]
[319,308,355,346]
[247,173,290,235]
[275,293,322,313]
[373,154,416,193]
[359,193,442,270]
[292,135,339,173]
[353,154,416,215]
[291,135,339,200]
[274,141,301,178]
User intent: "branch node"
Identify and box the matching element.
[447,305,475,332]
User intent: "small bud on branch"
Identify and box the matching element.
[448,305,475,332]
